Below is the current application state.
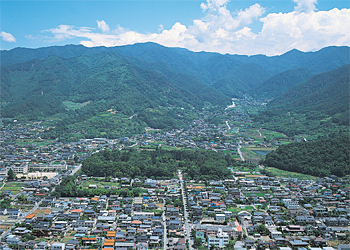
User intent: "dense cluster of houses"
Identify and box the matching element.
[184,174,350,249]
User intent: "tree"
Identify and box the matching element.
[7,168,16,180]
[193,238,203,248]
[17,194,27,203]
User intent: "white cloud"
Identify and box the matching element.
[293,0,317,12]
[0,31,16,42]
[97,20,110,33]
[38,1,350,56]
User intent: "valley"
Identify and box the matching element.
[0,43,349,249]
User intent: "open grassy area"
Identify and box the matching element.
[10,205,34,212]
[245,193,266,197]
[240,147,265,164]
[228,206,255,213]
[63,100,91,110]
[265,167,318,180]
[1,182,24,195]
[15,139,55,147]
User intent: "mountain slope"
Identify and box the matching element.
[2,44,349,97]
[249,68,314,99]
[212,63,271,97]
[254,65,350,136]
[1,52,230,138]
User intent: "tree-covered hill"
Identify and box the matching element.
[263,134,350,177]
[254,65,350,136]
[0,52,230,137]
[249,68,314,99]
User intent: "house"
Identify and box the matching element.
[168,220,182,230]
[0,208,7,215]
[65,240,80,250]
[114,242,135,249]
[270,231,282,239]
[295,215,315,224]
[3,190,11,196]
[51,243,65,250]
[34,241,50,250]
[8,209,21,219]
[215,214,226,222]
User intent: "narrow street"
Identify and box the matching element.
[162,200,168,250]
[178,169,193,250]
[237,145,244,161]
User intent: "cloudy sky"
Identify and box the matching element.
[1,0,349,55]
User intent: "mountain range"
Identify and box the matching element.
[1,43,349,138]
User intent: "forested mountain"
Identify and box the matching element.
[2,43,349,98]
[263,135,350,177]
[269,64,349,123]
[212,63,271,97]
[249,68,314,99]
[0,52,230,137]
[1,43,349,139]
[254,65,350,136]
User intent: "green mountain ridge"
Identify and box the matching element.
[1,52,230,137]
[2,43,349,98]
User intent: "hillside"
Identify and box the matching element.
[263,134,350,177]
[254,65,350,136]
[0,52,230,139]
[2,43,349,99]
[212,63,271,97]
[249,68,314,99]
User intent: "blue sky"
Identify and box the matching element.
[1,0,349,55]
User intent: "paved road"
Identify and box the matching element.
[225,121,231,130]
[70,164,82,176]
[237,145,245,161]
[162,200,168,250]
[178,170,193,250]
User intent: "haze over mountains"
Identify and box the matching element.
[1,43,349,137]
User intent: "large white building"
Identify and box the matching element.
[282,199,300,209]
[208,229,230,248]
[29,163,67,171]
[8,163,28,174]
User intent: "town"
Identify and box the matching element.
[0,103,349,250]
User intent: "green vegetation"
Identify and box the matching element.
[82,148,232,180]
[1,52,229,139]
[1,182,23,195]
[249,68,313,99]
[254,65,350,137]
[7,169,16,180]
[263,134,350,177]
[263,167,318,181]
[213,63,271,97]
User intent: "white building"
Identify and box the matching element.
[208,229,229,248]
[51,243,65,250]
[282,199,299,209]
[8,163,28,174]
[29,163,67,171]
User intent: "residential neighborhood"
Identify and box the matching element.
[0,107,349,250]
